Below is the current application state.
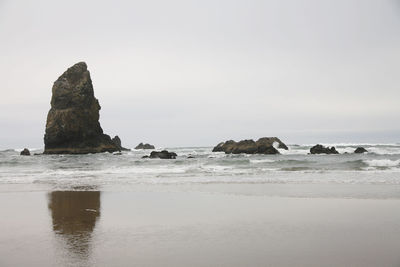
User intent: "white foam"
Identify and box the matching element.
[250,159,275,163]
[364,159,400,167]
[367,147,400,155]
[337,147,359,154]
[279,148,309,155]
[208,153,226,159]
[303,143,399,147]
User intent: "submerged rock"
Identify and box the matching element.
[20,148,30,156]
[310,144,339,154]
[112,136,130,151]
[148,150,177,159]
[212,137,286,154]
[43,62,119,154]
[354,147,368,154]
[135,143,155,149]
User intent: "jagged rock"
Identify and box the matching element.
[354,147,368,153]
[43,62,119,154]
[310,144,339,154]
[135,143,155,149]
[212,140,236,153]
[20,148,30,156]
[148,150,177,159]
[112,136,130,151]
[212,137,285,154]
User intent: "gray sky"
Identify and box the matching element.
[0,0,399,148]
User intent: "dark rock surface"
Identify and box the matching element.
[20,148,30,156]
[310,144,339,154]
[257,137,288,150]
[135,143,155,149]
[212,140,236,153]
[354,147,368,153]
[148,150,177,159]
[43,62,119,154]
[112,136,130,151]
[212,137,286,154]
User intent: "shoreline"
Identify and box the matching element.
[2,182,400,200]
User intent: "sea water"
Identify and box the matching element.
[1,143,400,191]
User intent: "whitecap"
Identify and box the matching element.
[364,159,400,167]
[250,159,275,164]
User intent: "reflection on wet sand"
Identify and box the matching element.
[48,191,101,261]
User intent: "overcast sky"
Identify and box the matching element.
[0,0,399,148]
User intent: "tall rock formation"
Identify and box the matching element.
[43,62,119,154]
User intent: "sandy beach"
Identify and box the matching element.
[1,183,400,267]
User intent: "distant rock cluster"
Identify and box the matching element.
[135,143,155,149]
[309,144,367,154]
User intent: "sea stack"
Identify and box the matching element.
[20,148,30,156]
[148,150,177,159]
[135,142,155,149]
[354,147,368,154]
[310,144,339,154]
[43,62,119,154]
[112,136,130,151]
[212,137,287,154]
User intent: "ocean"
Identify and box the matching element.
[1,143,400,191]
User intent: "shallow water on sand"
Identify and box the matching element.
[1,188,400,267]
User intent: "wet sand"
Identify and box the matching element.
[1,184,400,266]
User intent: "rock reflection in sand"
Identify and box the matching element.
[47,191,100,261]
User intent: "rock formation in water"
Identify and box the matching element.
[20,148,30,156]
[144,150,177,159]
[310,144,339,154]
[112,136,130,151]
[212,137,287,154]
[354,147,367,153]
[43,62,119,154]
[135,142,155,149]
